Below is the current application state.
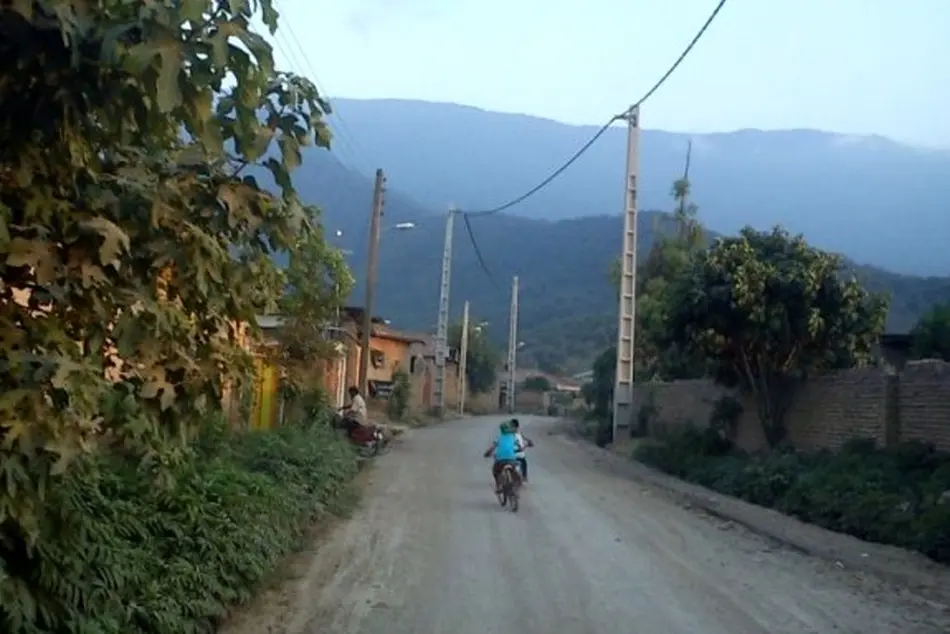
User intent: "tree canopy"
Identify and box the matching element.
[664,226,888,446]
[522,375,552,392]
[581,346,616,421]
[910,302,950,362]
[449,320,500,394]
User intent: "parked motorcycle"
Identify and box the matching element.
[330,411,387,457]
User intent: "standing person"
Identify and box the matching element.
[510,418,534,483]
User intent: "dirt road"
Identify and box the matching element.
[222,416,950,634]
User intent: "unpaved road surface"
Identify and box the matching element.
[222,416,950,634]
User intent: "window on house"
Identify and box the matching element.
[370,349,385,368]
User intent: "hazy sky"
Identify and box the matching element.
[266,0,948,148]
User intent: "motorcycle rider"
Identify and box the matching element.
[483,420,523,494]
[340,385,367,435]
[510,418,534,483]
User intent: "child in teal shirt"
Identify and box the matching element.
[483,420,523,493]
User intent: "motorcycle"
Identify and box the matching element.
[331,410,387,457]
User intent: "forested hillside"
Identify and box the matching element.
[297,155,950,373]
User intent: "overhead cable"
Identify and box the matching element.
[462,0,729,217]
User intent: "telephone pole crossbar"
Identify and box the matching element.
[612,107,640,440]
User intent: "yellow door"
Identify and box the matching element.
[250,359,279,430]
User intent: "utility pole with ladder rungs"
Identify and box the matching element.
[612,106,640,440]
[505,275,519,414]
[457,300,470,416]
[433,208,455,417]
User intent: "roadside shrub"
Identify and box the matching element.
[1,415,359,634]
[634,430,950,564]
[593,416,614,448]
[387,369,411,421]
[708,395,743,441]
[634,392,658,437]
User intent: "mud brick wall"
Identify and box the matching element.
[783,368,893,451]
[899,361,950,450]
[514,390,545,414]
[630,380,733,436]
[629,361,950,452]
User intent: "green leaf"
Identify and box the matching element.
[156,42,184,112]
[278,134,300,171]
[260,0,280,34]
[80,217,131,269]
[180,0,206,23]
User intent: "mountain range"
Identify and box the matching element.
[327,98,949,276]
[276,99,950,373]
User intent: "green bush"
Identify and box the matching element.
[1,415,359,634]
[634,431,950,564]
[387,369,411,421]
[575,416,613,447]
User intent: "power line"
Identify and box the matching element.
[273,0,372,171]
[270,1,381,261]
[462,118,618,218]
[462,0,729,218]
[461,212,502,291]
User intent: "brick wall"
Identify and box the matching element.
[899,360,950,447]
[629,360,950,452]
[404,358,502,416]
[514,390,545,414]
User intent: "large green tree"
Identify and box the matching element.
[664,226,888,447]
[449,321,500,394]
[0,0,347,547]
[910,302,950,361]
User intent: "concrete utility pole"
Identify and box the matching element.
[358,168,386,395]
[457,300,470,416]
[433,208,456,416]
[505,275,519,414]
[612,106,640,440]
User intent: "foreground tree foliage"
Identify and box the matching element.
[1,1,352,630]
[664,226,888,447]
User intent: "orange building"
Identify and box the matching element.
[336,307,427,402]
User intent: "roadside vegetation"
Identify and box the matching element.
[636,428,950,563]
[1,1,361,632]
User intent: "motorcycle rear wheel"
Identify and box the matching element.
[501,467,519,512]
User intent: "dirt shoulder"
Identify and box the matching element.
[551,418,950,607]
[216,426,412,634]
